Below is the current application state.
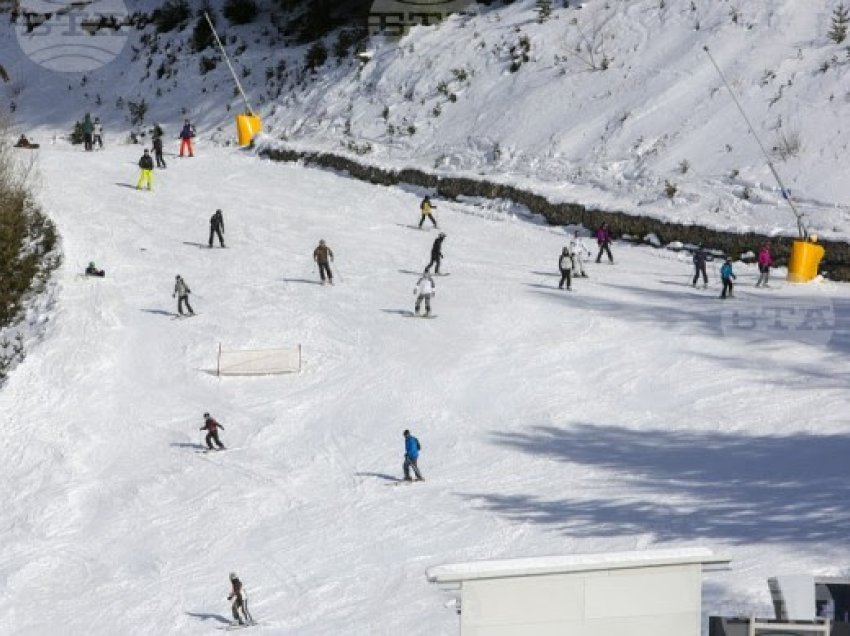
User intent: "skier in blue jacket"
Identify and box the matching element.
[719,258,736,299]
[403,429,423,482]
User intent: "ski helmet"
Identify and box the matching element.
[439,232,446,238]
[203,412,210,418]
[403,429,410,437]
[230,572,238,580]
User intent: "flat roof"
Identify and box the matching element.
[426,547,731,583]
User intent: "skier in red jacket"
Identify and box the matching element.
[200,413,225,450]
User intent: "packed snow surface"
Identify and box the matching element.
[0,142,848,635]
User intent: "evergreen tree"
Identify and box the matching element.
[829,3,849,43]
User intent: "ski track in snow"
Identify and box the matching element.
[0,143,848,635]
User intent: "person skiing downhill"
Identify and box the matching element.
[209,209,225,248]
[227,572,249,625]
[692,244,708,288]
[179,119,196,157]
[418,196,438,229]
[173,275,194,315]
[152,135,166,169]
[201,413,225,450]
[136,149,154,191]
[558,246,574,291]
[595,222,614,264]
[413,270,435,317]
[720,258,736,299]
[569,230,592,278]
[313,239,334,285]
[426,232,446,274]
[403,429,423,482]
[755,242,773,288]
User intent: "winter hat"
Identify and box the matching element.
[403,429,410,437]
[203,412,210,418]
[229,572,237,580]
[89,261,95,267]
[438,232,446,238]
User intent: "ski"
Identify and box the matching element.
[172,313,199,320]
[404,313,438,319]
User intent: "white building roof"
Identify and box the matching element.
[426,547,731,584]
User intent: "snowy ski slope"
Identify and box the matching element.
[0,142,848,635]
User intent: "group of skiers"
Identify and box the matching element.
[690,241,773,299]
[130,119,196,191]
[80,113,104,151]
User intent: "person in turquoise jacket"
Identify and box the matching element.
[403,429,423,482]
[720,258,736,299]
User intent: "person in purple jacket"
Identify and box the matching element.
[594,222,614,264]
[755,242,773,288]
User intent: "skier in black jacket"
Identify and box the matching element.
[692,245,708,288]
[152,135,166,169]
[209,209,225,248]
[426,232,446,274]
[136,149,154,191]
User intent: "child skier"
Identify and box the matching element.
[209,209,225,248]
[136,149,154,191]
[720,258,736,299]
[413,270,436,316]
[418,196,438,229]
[201,413,226,450]
[426,232,446,274]
[558,246,574,291]
[173,275,194,315]
[403,429,423,482]
[313,239,334,285]
[227,572,249,625]
[179,119,196,157]
[569,230,592,278]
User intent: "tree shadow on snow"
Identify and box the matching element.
[460,423,850,545]
[185,611,231,625]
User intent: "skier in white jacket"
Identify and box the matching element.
[558,246,574,291]
[569,230,592,278]
[413,270,436,316]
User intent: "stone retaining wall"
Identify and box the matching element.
[259,145,850,281]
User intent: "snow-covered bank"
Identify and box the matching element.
[0,142,848,634]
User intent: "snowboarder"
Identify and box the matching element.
[418,195,438,229]
[92,117,103,149]
[173,275,194,315]
[313,239,334,285]
[755,242,773,288]
[136,149,154,191]
[569,230,592,277]
[13,134,37,149]
[402,429,423,482]
[426,232,446,274]
[692,244,708,288]
[179,119,195,157]
[558,246,574,291]
[227,572,249,625]
[152,135,166,169]
[209,209,225,248]
[84,261,105,277]
[720,258,736,299]
[413,269,435,316]
[201,412,225,450]
[82,113,93,151]
[595,222,614,264]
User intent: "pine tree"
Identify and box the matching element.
[829,3,849,44]
[536,0,552,23]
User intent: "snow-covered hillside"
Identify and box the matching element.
[3,0,850,239]
[0,142,848,634]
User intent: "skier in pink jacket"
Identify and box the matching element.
[755,242,773,287]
